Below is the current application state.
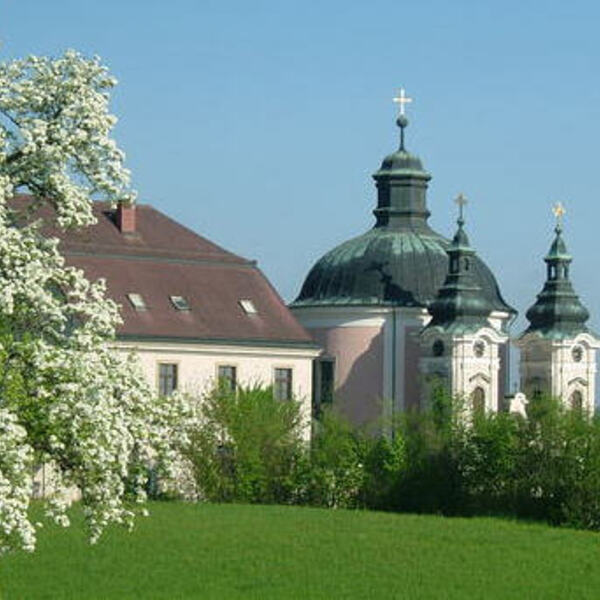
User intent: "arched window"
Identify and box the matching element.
[471,386,485,414]
[570,390,583,411]
[527,376,543,399]
[464,258,470,271]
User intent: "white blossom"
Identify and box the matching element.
[0,50,198,554]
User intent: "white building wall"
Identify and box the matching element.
[420,327,507,413]
[451,336,503,412]
[518,333,598,413]
[116,340,319,439]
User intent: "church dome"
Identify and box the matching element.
[379,148,425,173]
[292,115,514,314]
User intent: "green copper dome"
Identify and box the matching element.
[424,213,493,334]
[522,222,590,339]
[293,117,514,314]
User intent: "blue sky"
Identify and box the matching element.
[2,0,600,335]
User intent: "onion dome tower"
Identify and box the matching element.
[290,91,515,423]
[516,204,598,412]
[420,197,508,412]
[293,106,513,313]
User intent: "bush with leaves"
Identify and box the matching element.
[394,384,464,515]
[186,384,306,504]
[302,407,366,509]
[506,394,600,528]
[360,430,406,510]
[455,409,520,515]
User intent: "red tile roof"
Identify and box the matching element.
[17,197,315,347]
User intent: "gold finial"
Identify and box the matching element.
[393,88,413,117]
[455,193,468,223]
[552,202,565,230]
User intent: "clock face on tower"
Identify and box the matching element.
[432,339,445,357]
[572,345,584,363]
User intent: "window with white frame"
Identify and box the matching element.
[239,299,257,314]
[127,293,147,311]
[170,295,190,311]
[570,390,584,411]
[158,363,178,396]
[471,386,485,414]
[218,365,237,392]
[274,368,293,401]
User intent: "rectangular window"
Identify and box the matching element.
[170,295,190,311]
[127,293,147,311]
[217,365,237,392]
[158,363,178,396]
[239,299,257,314]
[319,359,334,405]
[274,368,293,401]
[312,358,335,417]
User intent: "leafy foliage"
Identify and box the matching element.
[302,407,365,508]
[186,381,600,531]
[186,384,305,504]
[0,50,196,553]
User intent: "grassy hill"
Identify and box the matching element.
[1,503,600,599]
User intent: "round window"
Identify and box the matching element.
[473,340,486,358]
[432,339,445,357]
[572,346,584,363]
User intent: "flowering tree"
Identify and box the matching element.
[0,51,196,554]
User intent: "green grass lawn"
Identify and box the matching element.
[1,503,599,599]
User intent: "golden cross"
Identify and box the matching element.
[455,193,468,221]
[552,202,565,226]
[393,88,413,117]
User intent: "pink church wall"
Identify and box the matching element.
[310,326,384,424]
[404,326,422,410]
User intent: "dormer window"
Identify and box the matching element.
[239,299,257,314]
[170,295,190,311]
[127,293,147,311]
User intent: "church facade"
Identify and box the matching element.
[291,95,597,422]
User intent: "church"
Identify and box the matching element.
[39,90,598,429]
[291,90,598,422]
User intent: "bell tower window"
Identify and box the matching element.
[471,386,485,414]
[570,390,583,411]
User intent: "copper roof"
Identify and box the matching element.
[18,197,315,347]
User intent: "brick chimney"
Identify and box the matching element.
[116,200,136,234]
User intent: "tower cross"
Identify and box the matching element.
[393,88,413,117]
[455,193,468,222]
[552,202,565,228]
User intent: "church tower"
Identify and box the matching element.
[516,204,598,412]
[291,91,514,424]
[419,199,508,412]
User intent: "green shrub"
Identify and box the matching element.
[302,407,365,508]
[509,394,600,529]
[394,386,464,515]
[361,432,406,510]
[186,384,306,504]
[185,381,600,531]
[456,409,520,515]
